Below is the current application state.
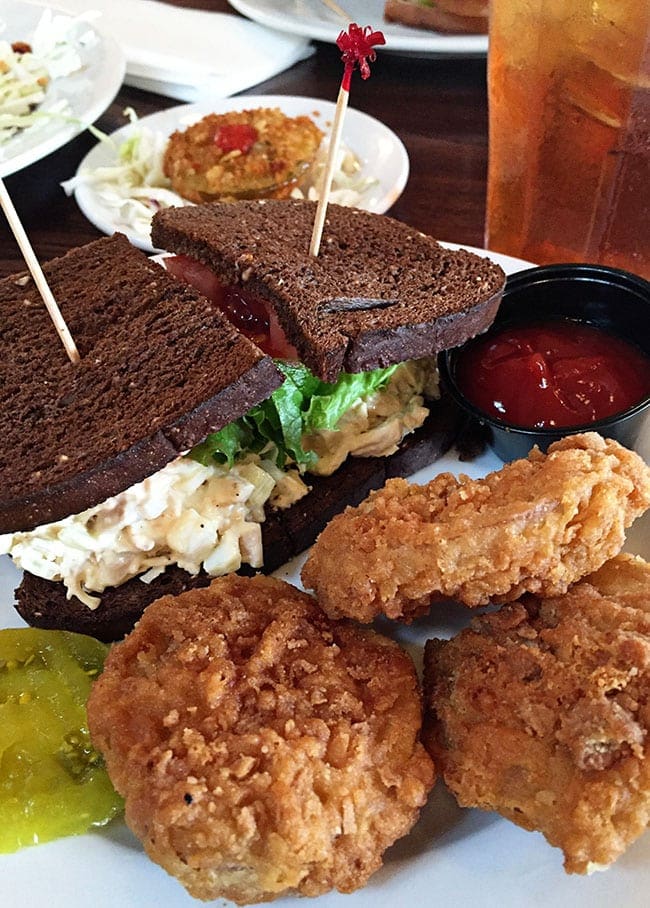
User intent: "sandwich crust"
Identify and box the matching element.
[87,574,435,904]
[0,234,282,534]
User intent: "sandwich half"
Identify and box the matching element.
[384,0,488,35]
[2,201,504,640]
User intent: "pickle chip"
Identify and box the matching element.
[0,628,123,853]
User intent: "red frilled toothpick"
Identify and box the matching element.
[309,23,385,257]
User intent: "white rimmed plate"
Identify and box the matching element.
[70,95,410,253]
[0,1,125,178]
[227,0,487,57]
[1,246,649,908]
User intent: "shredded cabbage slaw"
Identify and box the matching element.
[0,10,97,147]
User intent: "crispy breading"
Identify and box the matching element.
[422,553,650,874]
[163,108,323,203]
[87,574,434,905]
[301,433,650,622]
[584,552,650,614]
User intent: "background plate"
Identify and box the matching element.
[0,0,125,177]
[228,0,488,57]
[72,94,410,252]
[1,248,648,907]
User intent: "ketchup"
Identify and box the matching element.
[455,321,650,428]
[213,123,258,155]
[164,254,298,360]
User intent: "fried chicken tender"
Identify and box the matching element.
[87,574,434,905]
[301,433,650,623]
[585,552,650,614]
[422,553,650,874]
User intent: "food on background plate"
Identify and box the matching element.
[384,0,488,34]
[162,107,324,203]
[0,627,122,852]
[0,11,97,147]
[301,433,650,622]
[422,552,650,873]
[87,573,434,904]
[0,201,505,641]
[61,106,377,247]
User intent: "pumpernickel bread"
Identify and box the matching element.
[384,0,488,34]
[0,234,281,534]
[151,200,505,383]
[15,397,461,641]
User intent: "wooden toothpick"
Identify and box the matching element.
[309,84,350,257]
[309,23,386,257]
[0,177,80,364]
[319,0,352,20]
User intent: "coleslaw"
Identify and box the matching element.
[0,10,98,146]
[61,108,378,245]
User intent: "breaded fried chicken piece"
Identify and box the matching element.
[585,552,650,615]
[301,433,650,622]
[87,574,434,905]
[422,553,650,874]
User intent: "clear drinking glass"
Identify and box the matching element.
[485,0,650,279]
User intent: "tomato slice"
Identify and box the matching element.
[165,254,299,360]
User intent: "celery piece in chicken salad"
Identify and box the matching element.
[0,10,97,145]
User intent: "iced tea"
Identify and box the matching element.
[485,0,650,279]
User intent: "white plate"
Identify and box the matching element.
[228,0,487,57]
[1,248,649,908]
[71,95,410,253]
[29,0,313,103]
[0,1,125,178]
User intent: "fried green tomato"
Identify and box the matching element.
[163,107,324,203]
[88,574,434,905]
[0,628,122,853]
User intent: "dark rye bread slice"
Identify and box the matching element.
[15,395,461,641]
[384,0,488,34]
[151,200,506,383]
[0,234,281,533]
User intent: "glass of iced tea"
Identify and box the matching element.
[485,1,650,279]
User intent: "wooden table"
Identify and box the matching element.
[0,0,489,277]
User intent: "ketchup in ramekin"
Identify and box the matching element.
[441,263,650,461]
[455,321,650,429]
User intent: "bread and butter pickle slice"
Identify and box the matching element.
[0,628,123,852]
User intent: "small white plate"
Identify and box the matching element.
[71,95,410,253]
[0,1,125,178]
[228,0,487,57]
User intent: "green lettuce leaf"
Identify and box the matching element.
[191,361,400,471]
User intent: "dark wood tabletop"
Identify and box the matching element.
[0,0,488,277]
